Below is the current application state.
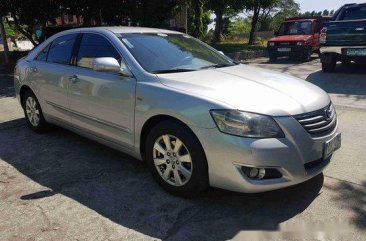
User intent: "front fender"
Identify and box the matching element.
[134,81,230,153]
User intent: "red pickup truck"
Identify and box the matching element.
[267,17,329,62]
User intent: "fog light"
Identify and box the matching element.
[248,168,266,180]
[257,168,266,179]
[249,168,259,178]
[241,166,282,180]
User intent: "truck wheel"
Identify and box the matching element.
[342,60,351,66]
[269,54,277,63]
[302,49,312,62]
[321,54,336,73]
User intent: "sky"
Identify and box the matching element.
[296,0,364,12]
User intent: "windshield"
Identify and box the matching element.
[117,33,236,73]
[278,21,313,35]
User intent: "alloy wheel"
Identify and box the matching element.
[153,134,193,186]
[25,96,40,127]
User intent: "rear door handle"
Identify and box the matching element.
[68,75,79,83]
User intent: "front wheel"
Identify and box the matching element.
[269,54,277,63]
[145,121,208,197]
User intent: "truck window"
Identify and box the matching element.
[278,21,313,35]
[341,7,366,20]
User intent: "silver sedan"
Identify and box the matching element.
[14,27,341,196]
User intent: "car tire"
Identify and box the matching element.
[22,90,52,133]
[321,54,336,73]
[145,120,208,197]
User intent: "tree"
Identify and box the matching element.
[322,9,330,16]
[207,0,246,43]
[260,0,300,31]
[190,0,206,38]
[0,0,59,46]
[228,17,251,35]
[245,0,278,45]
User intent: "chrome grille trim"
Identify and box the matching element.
[294,104,337,136]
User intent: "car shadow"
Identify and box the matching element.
[306,64,366,97]
[0,119,324,241]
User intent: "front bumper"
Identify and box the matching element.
[191,115,339,193]
[268,46,311,57]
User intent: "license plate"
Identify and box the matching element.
[346,48,366,56]
[323,133,341,159]
[277,48,291,52]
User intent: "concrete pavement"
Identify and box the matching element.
[0,60,365,241]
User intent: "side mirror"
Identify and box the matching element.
[92,57,133,77]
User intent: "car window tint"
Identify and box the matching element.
[342,7,366,20]
[47,34,77,65]
[35,44,50,62]
[77,33,121,69]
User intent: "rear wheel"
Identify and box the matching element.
[22,90,51,133]
[321,54,336,73]
[145,120,208,197]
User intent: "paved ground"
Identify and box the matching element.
[0,59,365,241]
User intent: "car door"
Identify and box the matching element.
[68,33,136,149]
[31,33,78,124]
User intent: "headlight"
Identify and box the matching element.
[297,42,304,46]
[210,110,284,138]
[268,42,275,46]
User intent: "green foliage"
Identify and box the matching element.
[207,0,247,43]
[0,0,180,45]
[3,19,16,37]
[267,0,300,31]
[228,18,251,35]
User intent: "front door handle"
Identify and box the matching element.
[68,75,79,84]
[29,66,37,73]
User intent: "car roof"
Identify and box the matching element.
[65,26,183,35]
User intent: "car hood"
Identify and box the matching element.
[157,64,330,116]
[270,35,312,42]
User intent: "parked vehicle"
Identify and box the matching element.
[320,3,366,72]
[267,17,329,62]
[14,27,341,196]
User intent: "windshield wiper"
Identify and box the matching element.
[199,63,236,70]
[152,68,196,74]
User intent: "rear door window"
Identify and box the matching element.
[341,7,366,20]
[47,34,77,65]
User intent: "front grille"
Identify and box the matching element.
[294,104,337,137]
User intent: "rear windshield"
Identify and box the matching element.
[341,6,366,20]
[278,21,313,35]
